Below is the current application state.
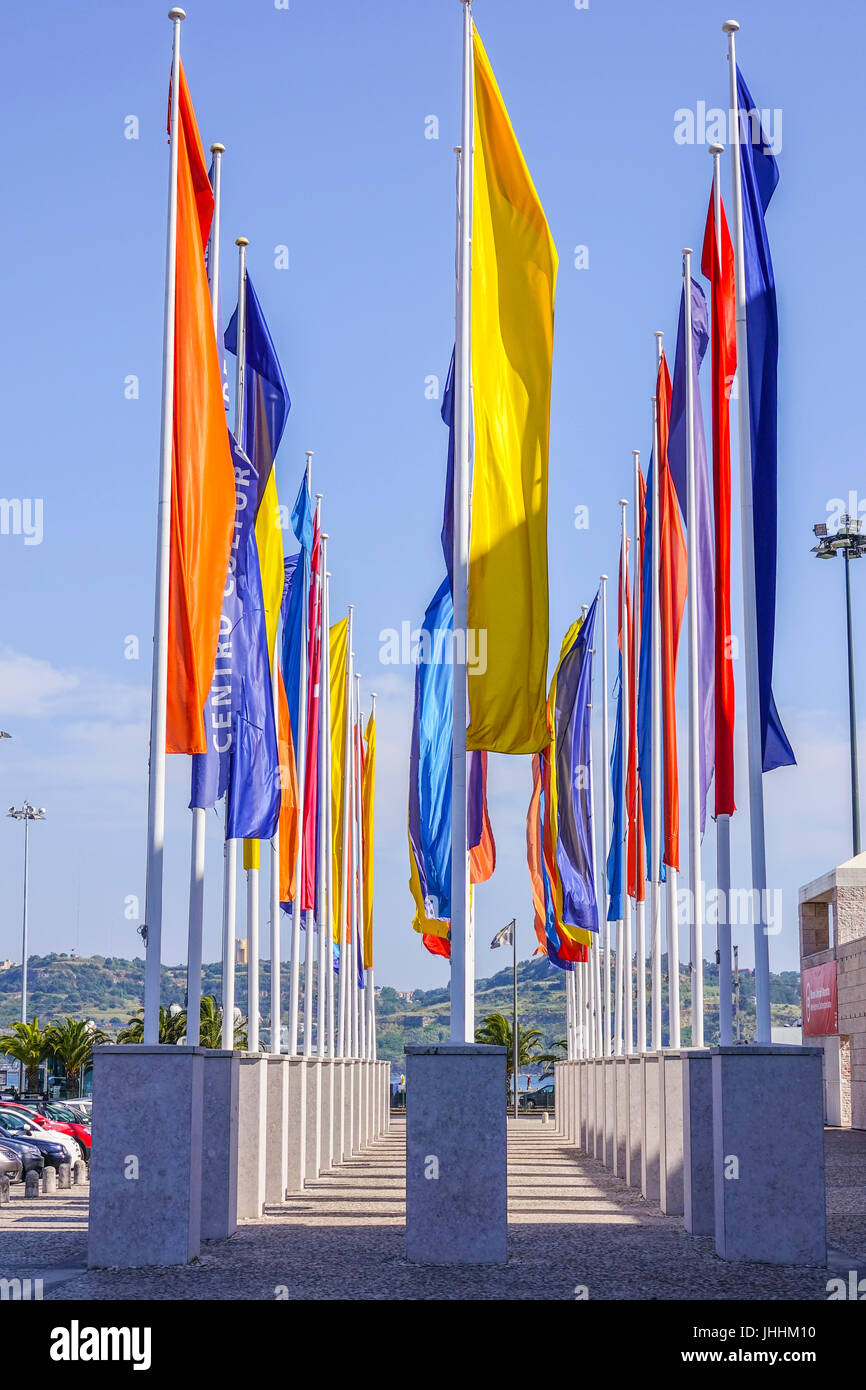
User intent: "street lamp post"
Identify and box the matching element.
[812,515,866,855]
[8,801,47,1026]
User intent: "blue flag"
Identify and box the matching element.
[224,437,281,841]
[225,272,290,506]
[553,595,598,933]
[736,68,795,773]
[281,471,314,753]
[407,579,454,921]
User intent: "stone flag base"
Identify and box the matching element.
[405,1044,507,1266]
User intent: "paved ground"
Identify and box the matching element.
[1,1120,863,1300]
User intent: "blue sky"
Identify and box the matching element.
[1,0,864,994]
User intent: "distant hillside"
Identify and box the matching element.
[0,952,801,1065]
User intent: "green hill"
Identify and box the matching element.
[0,951,801,1066]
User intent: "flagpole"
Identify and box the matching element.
[366,692,377,1059]
[303,500,322,1060]
[633,450,647,1052]
[323,562,336,1058]
[565,966,574,1060]
[620,501,634,1055]
[585,603,598,1060]
[288,453,313,1054]
[709,144,734,1047]
[316,521,329,1059]
[450,0,474,1044]
[221,839,237,1048]
[682,248,705,1050]
[650,334,664,1053]
[337,608,354,1056]
[270,638,282,1053]
[354,670,364,1062]
[723,18,771,1043]
[143,6,184,1045]
[599,575,611,1055]
[185,139,225,1051]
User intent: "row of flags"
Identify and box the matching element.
[406,10,791,1056]
[143,29,377,1059]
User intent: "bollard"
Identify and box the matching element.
[43,1166,57,1195]
[74,1159,88,1186]
[0,1176,9,1205]
[541,1111,550,1126]
[57,1162,71,1190]
[24,1170,40,1198]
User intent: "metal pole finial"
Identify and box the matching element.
[722,19,740,32]
[210,142,225,154]
[168,7,186,20]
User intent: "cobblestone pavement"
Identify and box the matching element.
[1,1120,862,1300]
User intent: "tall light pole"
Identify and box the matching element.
[8,801,47,1025]
[812,515,866,855]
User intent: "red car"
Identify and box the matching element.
[0,1102,90,1162]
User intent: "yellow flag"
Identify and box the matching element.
[408,832,450,940]
[361,711,375,969]
[255,468,285,671]
[467,26,558,756]
[329,618,349,943]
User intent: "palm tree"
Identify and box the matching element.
[117,1003,186,1045]
[46,1018,106,1096]
[538,1037,567,1080]
[474,1012,553,1100]
[198,995,247,1050]
[0,1018,55,1092]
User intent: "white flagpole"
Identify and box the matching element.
[565,966,574,1060]
[288,453,313,1054]
[143,6,184,1044]
[612,547,624,1058]
[269,633,282,1053]
[709,143,734,1047]
[303,500,322,1059]
[355,671,366,1061]
[450,0,474,1044]
[650,335,664,1052]
[683,247,705,1049]
[323,561,336,1058]
[221,840,237,1048]
[633,450,647,1052]
[619,500,634,1056]
[599,576,611,1055]
[366,692,377,1058]
[186,138,224,1049]
[337,609,354,1055]
[723,19,771,1043]
[316,519,329,1058]
[585,619,598,1060]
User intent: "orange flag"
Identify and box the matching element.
[166,63,236,754]
[657,354,688,870]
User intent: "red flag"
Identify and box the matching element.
[469,751,496,885]
[301,515,322,909]
[701,187,737,818]
[627,472,646,901]
[277,669,299,905]
[423,933,451,959]
[657,355,688,870]
[166,64,236,755]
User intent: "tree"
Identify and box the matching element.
[117,1004,186,1045]
[474,1012,558,1099]
[0,1018,55,1091]
[46,1018,106,1095]
[198,994,247,1050]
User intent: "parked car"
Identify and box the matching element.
[0,1102,90,1161]
[0,1124,67,1172]
[0,1142,23,1184]
[0,1134,45,1178]
[524,1081,555,1110]
[61,1099,91,1124]
[0,1108,78,1165]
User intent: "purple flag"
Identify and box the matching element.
[668,278,715,834]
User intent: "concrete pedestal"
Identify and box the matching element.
[578,1061,588,1149]
[352,1059,364,1153]
[342,1060,355,1159]
[712,1046,826,1265]
[237,1053,267,1220]
[88,1045,204,1268]
[201,1050,239,1240]
[320,1059,335,1171]
[640,1052,660,1202]
[265,1056,289,1206]
[285,1057,307,1193]
[659,1051,684,1216]
[405,1044,507,1265]
[625,1055,643,1188]
[682,1049,714,1235]
[593,1061,604,1160]
[603,1057,616,1169]
[613,1056,628,1178]
[304,1058,322,1179]
[569,1062,581,1145]
[553,1061,563,1135]
[585,1060,596,1154]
